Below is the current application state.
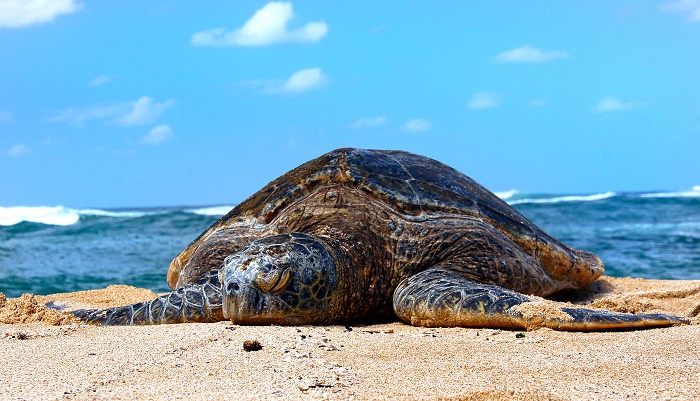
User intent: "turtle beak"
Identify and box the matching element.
[222,279,241,319]
[222,279,260,320]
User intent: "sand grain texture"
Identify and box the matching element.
[1,276,699,400]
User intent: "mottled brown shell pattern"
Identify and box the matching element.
[171,148,600,288]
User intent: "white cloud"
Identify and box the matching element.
[0,0,81,28]
[117,97,175,126]
[0,111,12,123]
[402,118,431,133]
[4,144,29,157]
[493,46,569,63]
[142,124,172,144]
[191,2,328,47]
[90,75,113,87]
[240,68,327,94]
[352,116,387,129]
[593,96,634,112]
[280,68,327,93]
[52,96,175,126]
[661,0,700,22]
[51,103,125,126]
[468,92,499,110]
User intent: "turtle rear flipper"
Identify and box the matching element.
[393,268,688,331]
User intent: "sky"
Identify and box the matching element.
[1,1,699,208]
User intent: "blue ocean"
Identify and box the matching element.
[1,188,699,298]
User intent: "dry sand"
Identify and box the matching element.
[1,277,699,400]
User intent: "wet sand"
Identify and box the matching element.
[1,277,699,400]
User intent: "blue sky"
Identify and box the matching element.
[1,1,699,208]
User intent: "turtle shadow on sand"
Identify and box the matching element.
[550,279,617,304]
[72,148,688,331]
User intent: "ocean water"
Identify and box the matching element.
[1,188,699,298]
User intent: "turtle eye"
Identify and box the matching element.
[254,267,291,293]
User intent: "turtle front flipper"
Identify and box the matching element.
[393,268,688,331]
[73,270,224,325]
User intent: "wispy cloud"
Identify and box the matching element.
[51,103,125,126]
[191,2,327,47]
[352,116,387,129]
[493,46,569,63]
[246,68,327,94]
[0,111,12,123]
[661,0,700,22]
[3,144,29,157]
[117,97,175,126]
[51,96,175,126]
[90,75,114,87]
[593,96,635,112]
[468,92,499,110]
[0,0,82,28]
[281,68,327,92]
[403,118,431,133]
[142,124,172,144]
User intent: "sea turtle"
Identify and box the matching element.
[74,148,687,330]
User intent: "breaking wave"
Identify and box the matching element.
[508,192,617,205]
[0,205,233,226]
[0,206,81,226]
[639,186,700,198]
[186,206,235,216]
[494,189,519,200]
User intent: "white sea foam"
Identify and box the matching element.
[0,206,80,226]
[494,189,519,200]
[0,204,235,226]
[508,191,616,205]
[0,206,153,226]
[640,186,700,198]
[186,206,234,216]
[78,209,150,218]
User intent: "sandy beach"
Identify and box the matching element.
[1,276,699,400]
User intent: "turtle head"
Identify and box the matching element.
[220,233,338,325]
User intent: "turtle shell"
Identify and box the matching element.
[185,148,543,257]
